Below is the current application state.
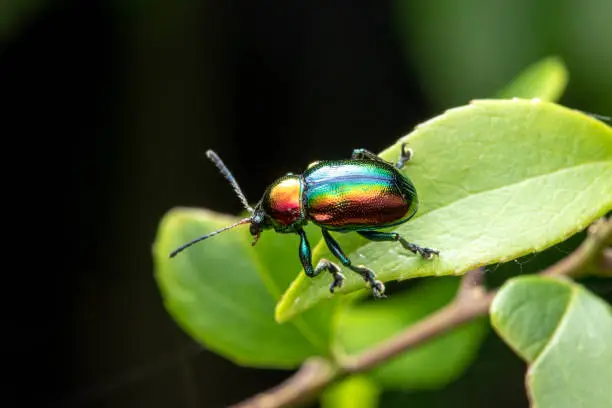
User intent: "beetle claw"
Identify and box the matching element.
[371,280,386,298]
[419,247,440,259]
[329,272,345,294]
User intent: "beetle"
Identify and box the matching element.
[169,144,439,298]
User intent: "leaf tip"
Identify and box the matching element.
[496,56,569,102]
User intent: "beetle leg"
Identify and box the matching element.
[357,231,439,259]
[352,143,413,170]
[298,229,345,293]
[321,229,386,298]
[351,148,394,167]
[351,148,383,161]
[395,142,413,169]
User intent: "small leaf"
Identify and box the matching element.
[491,276,612,408]
[153,208,326,368]
[276,99,612,322]
[335,278,488,390]
[497,56,568,102]
[321,376,380,408]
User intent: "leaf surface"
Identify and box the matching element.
[153,209,329,368]
[321,376,380,408]
[491,276,612,408]
[276,99,612,322]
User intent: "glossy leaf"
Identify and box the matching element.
[321,376,380,408]
[497,56,568,102]
[335,278,488,390]
[153,208,330,368]
[276,99,612,322]
[491,276,612,408]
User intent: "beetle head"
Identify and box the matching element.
[249,205,273,246]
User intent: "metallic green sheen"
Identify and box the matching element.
[302,159,418,231]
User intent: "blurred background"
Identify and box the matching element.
[4,0,610,407]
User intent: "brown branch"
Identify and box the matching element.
[231,358,339,408]
[541,216,612,278]
[232,217,611,408]
[342,268,493,374]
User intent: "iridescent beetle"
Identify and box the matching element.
[170,145,439,297]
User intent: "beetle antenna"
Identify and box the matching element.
[575,109,610,122]
[169,217,251,258]
[206,150,253,213]
[589,113,610,122]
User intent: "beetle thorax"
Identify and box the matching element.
[261,175,305,231]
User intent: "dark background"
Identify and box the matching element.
[3,1,610,407]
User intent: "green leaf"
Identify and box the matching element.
[497,56,568,102]
[335,278,488,390]
[391,1,554,108]
[153,208,330,368]
[321,376,380,408]
[276,99,612,322]
[491,276,612,408]
[245,221,336,343]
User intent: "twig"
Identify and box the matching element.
[541,216,612,278]
[342,269,493,374]
[232,358,339,408]
[231,217,611,408]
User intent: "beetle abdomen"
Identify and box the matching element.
[303,160,417,231]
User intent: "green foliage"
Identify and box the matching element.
[154,209,330,367]
[335,278,488,390]
[152,57,612,407]
[497,56,568,101]
[321,376,380,408]
[277,99,612,321]
[390,0,612,111]
[491,276,612,408]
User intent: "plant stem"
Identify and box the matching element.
[232,358,340,408]
[231,217,611,408]
[342,269,493,374]
[541,216,612,278]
